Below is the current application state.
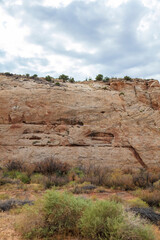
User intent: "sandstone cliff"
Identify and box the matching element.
[0,74,160,170]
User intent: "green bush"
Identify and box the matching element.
[79,200,155,240]
[79,200,124,239]
[133,189,160,207]
[103,77,110,82]
[95,74,103,81]
[31,74,38,79]
[127,198,149,208]
[30,173,45,184]
[3,171,30,184]
[5,72,13,76]
[59,74,69,82]
[69,77,75,83]
[45,75,52,82]
[124,75,132,81]
[43,191,90,235]
[153,179,160,190]
[25,73,30,78]
[16,190,156,240]
[55,82,60,86]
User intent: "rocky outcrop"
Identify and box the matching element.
[0,74,160,170]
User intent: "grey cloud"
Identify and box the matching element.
[1,0,160,79]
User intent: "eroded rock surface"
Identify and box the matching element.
[0,74,160,170]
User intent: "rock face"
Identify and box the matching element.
[0,74,160,170]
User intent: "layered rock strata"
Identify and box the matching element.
[0,75,160,170]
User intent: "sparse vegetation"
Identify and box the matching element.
[16,190,156,240]
[103,76,110,82]
[55,82,60,86]
[0,159,160,239]
[31,74,38,79]
[25,73,30,78]
[45,75,52,82]
[69,77,75,83]
[5,72,13,76]
[59,74,69,82]
[124,75,132,81]
[95,74,103,81]
[133,189,160,207]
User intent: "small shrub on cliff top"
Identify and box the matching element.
[59,74,69,82]
[45,75,52,82]
[5,72,13,76]
[124,75,132,81]
[103,76,110,82]
[95,74,103,81]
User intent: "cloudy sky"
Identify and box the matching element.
[0,0,160,80]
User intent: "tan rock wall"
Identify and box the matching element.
[0,75,160,170]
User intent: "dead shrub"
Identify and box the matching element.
[105,170,135,190]
[79,164,111,186]
[4,160,24,172]
[133,189,160,207]
[43,175,69,189]
[133,169,151,188]
[33,157,71,176]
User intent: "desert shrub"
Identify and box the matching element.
[127,198,149,208]
[45,75,52,82]
[69,77,75,83]
[55,82,60,86]
[153,180,160,190]
[103,76,110,82]
[16,199,45,239]
[68,167,84,181]
[80,164,111,186]
[118,213,156,240]
[0,194,9,200]
[30,173,45,184]
[71,182,96,194]
[133,169,151,188]
[79,200,155,240]
[31,74,38,79]
[4,159,24,172]
[148,170,160,184]
[43,191,90,235]
[5,72,13,76]
[95,74,103,81]
[79,200,124,239]
[3,171,30,184]
[16,190,156,240]
[106,170,135,190]
[43,175,69,188]
[133,189,160,207]
[25,73,30,78]
[124,75,132,81]
[108,194,124,203]
[59,74,69,82]
[33,157,71,176]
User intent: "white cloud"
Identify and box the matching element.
[42,0,74,8]
[0,0,160,80]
